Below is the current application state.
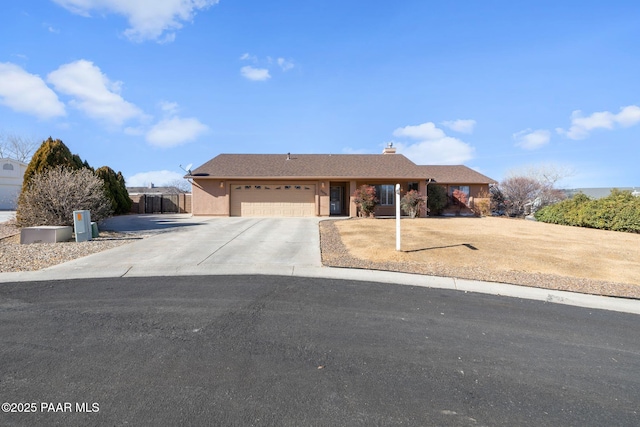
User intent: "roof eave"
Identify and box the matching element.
[190,175,434,180]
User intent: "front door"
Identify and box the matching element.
[330,186,342,215]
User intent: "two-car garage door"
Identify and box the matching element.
[230,184,316,217]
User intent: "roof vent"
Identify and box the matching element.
[286,152,291,160]
[382,142,396,154]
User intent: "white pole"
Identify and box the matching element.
[395,183,401,251]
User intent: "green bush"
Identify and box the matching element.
[427,184,448,215]
[535,190,640,233]
[95,166,133,215]
[22,137,84,191]
[19,136,132,221]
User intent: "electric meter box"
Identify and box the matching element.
[73,210,92,242]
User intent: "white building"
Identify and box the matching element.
[0,158,27,210]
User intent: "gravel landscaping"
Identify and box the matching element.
[0,222,142,272]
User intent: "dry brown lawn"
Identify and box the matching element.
[330,217,640,294]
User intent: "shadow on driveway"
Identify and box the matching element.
[99,214,208,233]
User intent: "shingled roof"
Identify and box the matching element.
[419,165,497,184]
[190,153,496,184]
[190,153,429,179]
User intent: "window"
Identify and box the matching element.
[448,185,470,198]
[408,182,419,192]
[376,184,395,205]
[2,163,13,171]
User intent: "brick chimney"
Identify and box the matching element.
[382,142,396,154]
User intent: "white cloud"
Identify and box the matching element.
[0,62,66,119]
[240,65,271,81]
[47,25,60,33]
[239,52,257,62]
[513,128,551,150]
[395,138,475,164]
[126,170,186,187]
[145,116,208,147]
[616,105,640,127]
[159,100,179,115]
[52,0,219,42]
[277,57,294,71]
[240,53,295,80]
[391,121,475,164]
[392,122,445,140]
[557,105,640,140]
[441,119,476,134]
[47,59,143,126]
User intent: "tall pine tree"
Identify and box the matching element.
[95,166,133,214]
[22,137,84,191]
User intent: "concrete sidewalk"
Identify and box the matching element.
[1,215,638,315]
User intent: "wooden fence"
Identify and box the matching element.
[130,193,192,214]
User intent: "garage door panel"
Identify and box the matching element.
[230,184,316,217]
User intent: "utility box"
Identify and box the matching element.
[73,210,92,242]
[91,222,99,238]
[20,226,73,244]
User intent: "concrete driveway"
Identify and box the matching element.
[10,215,323,280]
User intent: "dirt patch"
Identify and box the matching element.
[320,217,640,299]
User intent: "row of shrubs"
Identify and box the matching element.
[534,189,640,233]
[17,137,132,227]
[352,184,491,218]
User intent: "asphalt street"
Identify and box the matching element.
[1,275,638,426]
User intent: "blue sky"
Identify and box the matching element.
[1,0,639,188]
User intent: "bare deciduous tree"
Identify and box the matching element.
[512,163,574,188]
[0,132,39,162]
[499,163,572,216]
[166,178,192,193]
[500,176,541,216]
[17,166,113,227]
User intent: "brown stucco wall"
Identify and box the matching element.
[318,180,329,216]
[192,179,229,216]
[191,178,488,217]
